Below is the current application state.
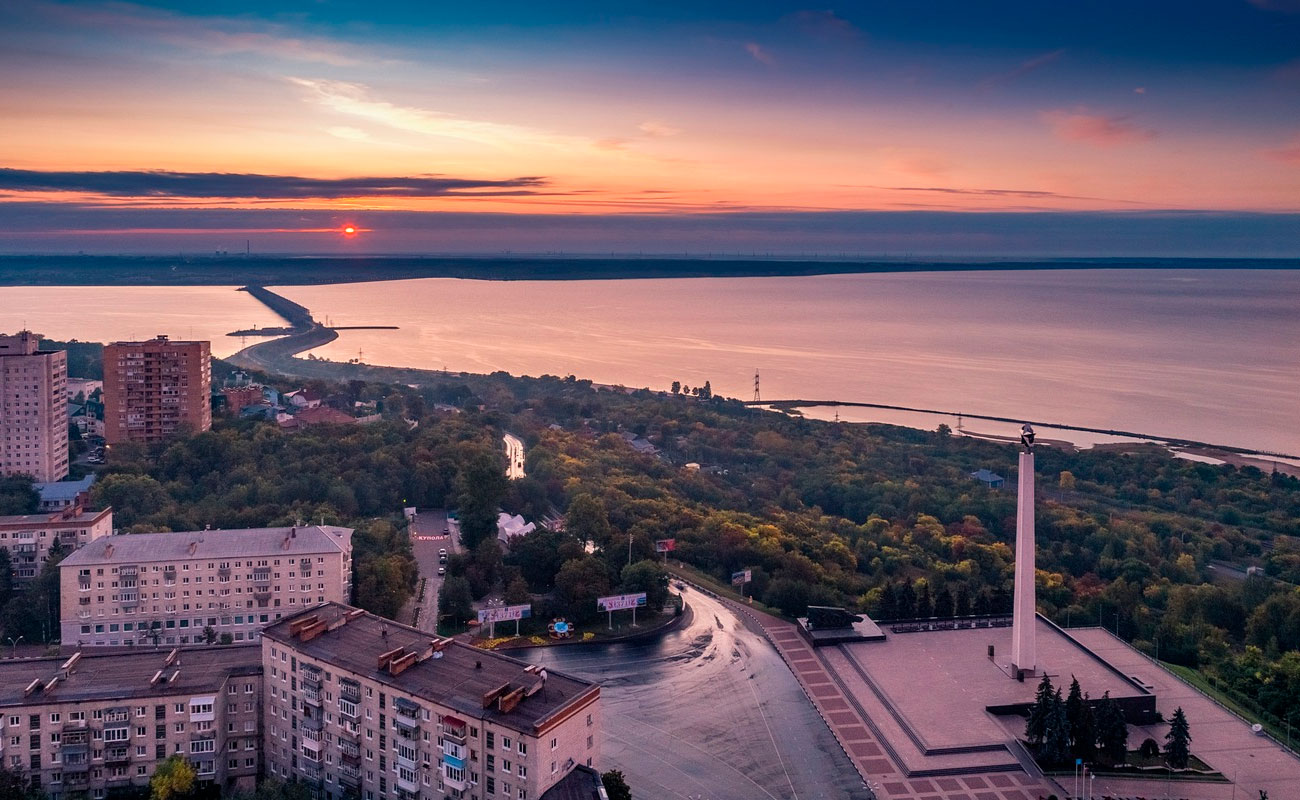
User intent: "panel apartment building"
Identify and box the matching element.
[262,604,601,800]
[0,332,69,482]
[58,526,353,647]
[103,336,211,445]
[0,646,262,798]
[0,506,113,583]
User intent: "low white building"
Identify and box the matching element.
[497,513,536,547]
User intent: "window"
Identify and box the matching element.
[519,741,527,756]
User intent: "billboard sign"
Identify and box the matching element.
[477,604,532,624]
[654,538,676,552]
[731,569,752,585]
[597,593,647,612]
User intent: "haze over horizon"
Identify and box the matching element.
[3,1,1299,255]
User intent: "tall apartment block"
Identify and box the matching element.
[0,646,263,797]
[0,506,113,583]
[103,336,211,445]
[0,332,69,482]
[58,526,353,647]
[262,604,601,800]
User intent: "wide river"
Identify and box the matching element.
[5,269,1298,454]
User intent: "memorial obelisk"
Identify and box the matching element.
[1010,423,1037,676]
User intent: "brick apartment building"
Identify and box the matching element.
[0,332,69,483]
[103,337,211,445]
[0,646,263,798]
[58,526,353,647]
[0,506,113,583]
[262,604,601,800]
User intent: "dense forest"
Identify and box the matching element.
[6,349,1300,738]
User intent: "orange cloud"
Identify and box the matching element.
[1040,109,1157,146]
[1263,137,1300,165]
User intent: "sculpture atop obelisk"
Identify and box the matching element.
[1010,423,1037,676]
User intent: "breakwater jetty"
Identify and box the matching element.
[226,285,395,374]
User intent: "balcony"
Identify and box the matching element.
[252,570,271,583]
[441,715,467,743]
[301,712,323,732]
[218,567,231,579]
[394,697,421,720]
[64,770,90,789]
[338,763,361,787]
[302,685,321,706]
[441,763,468,791]
[339,679,361,704]
[395,771,420,794]
[253,589,271,602]
[77,577,91,591]
[105,746,131,765]
[120,565,138,578]
[394,717,419,738]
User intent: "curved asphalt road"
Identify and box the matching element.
[525,586,871,800]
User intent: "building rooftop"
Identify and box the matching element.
[0,507,110,528]
[539,764,607,800]
[34,475,96,503]
[0,646,261,708]
[59,525,352,566]
[264,603,599,737]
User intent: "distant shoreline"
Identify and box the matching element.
[1,255,1298,286]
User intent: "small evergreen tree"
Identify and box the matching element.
[896,580,917,619]
[877,582,898,619]
[1095,692,1129,765]
[916,581,934,618]
[1164,706,1192,769]
[1042,689,1072,766]
[1025,675,1055,748]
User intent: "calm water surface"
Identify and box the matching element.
[2,285,282,357]
[282,269,1300,455]
[4,270,1296,454]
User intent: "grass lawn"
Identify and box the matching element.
[667,562,790,619]
[1160,662,1293,745]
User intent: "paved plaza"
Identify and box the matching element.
[707,585,1300,800]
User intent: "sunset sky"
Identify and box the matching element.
[3,1,1300,255]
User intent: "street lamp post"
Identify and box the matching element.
[5,636,23,659]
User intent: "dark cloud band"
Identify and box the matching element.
[0,169,547,199]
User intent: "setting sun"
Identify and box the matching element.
[343,225,356,235]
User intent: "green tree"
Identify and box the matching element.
[1042,690,1072,766]
[601,770,632,800]
[457,450,508,550]
[566,494,612,550]
[504,575,532,606]
[91,473,172,527]
[506,528,579,593]
[1095,692,1129,765]
[438,576,475,629]
[0,762,48,800]
[0,475,39,515]
[1164,706,1191,769]
[1026,675,1055,748]
[150,755,196,800]
[620,559,669,610]
[670,381,681,395]
[554,556,612,622]
[201,626,217,644]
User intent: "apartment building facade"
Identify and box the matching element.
[0,646,262,799]
[262,604,601,800]
[58,526,353,647]
[0,332,69,482]
[103,336,211,445]
[0,506,113,583]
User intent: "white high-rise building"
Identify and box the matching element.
[0,331,69,482]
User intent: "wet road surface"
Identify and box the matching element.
[525,586,872,800]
